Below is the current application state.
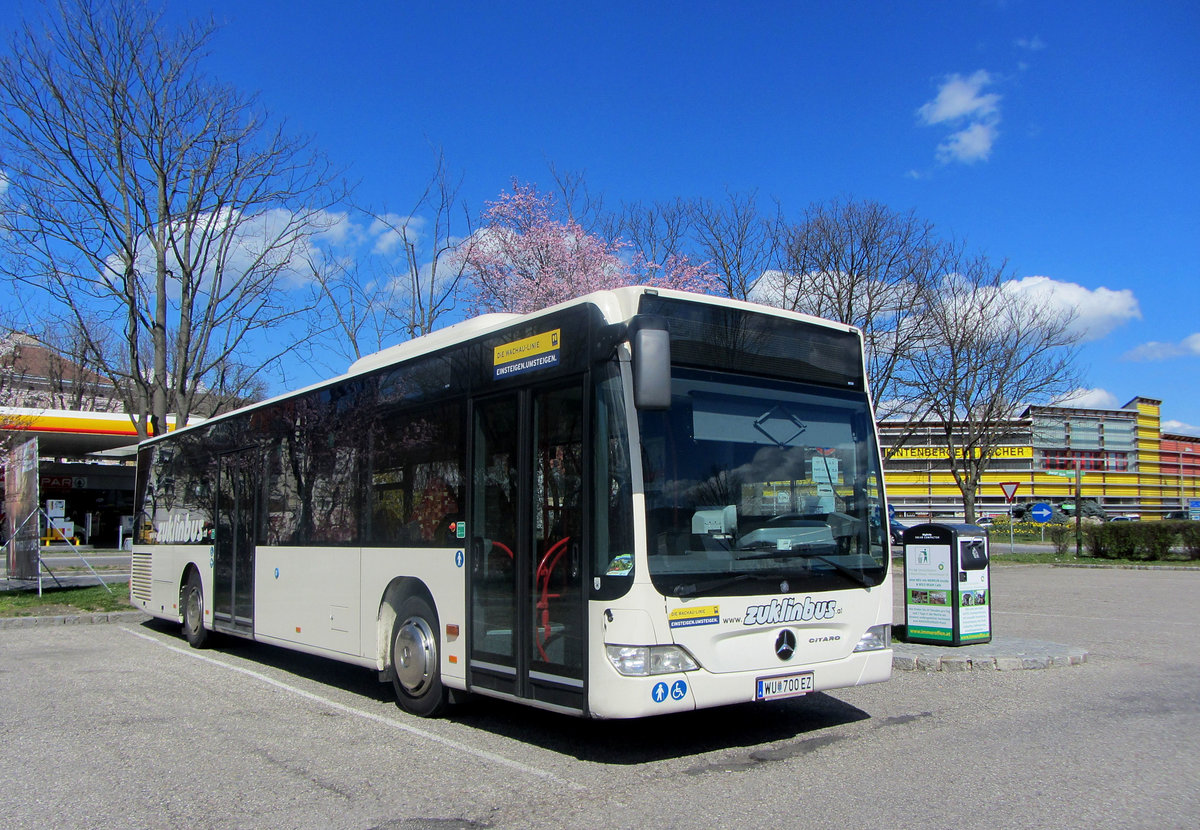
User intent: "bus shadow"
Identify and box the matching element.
[450,692,871,764]
[141,618,394,703]
[143,618,871,763]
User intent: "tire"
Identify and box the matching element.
[181,571,210,649]
[390,595,448,717]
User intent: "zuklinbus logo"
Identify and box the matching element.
[743,597,838,626]
[155,513,206,544]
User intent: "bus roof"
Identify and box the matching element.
[139,287,860,447]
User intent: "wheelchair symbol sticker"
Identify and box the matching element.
[652,680,687,703]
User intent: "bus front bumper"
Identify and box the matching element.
[588,647,893,719]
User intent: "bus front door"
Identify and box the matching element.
[469,382,586,713]
[213,449,259,636]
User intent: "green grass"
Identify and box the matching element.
[990,550,1079,564]
[895,549,1199,567]
[996,553,1199,567]
[0,582,133,617]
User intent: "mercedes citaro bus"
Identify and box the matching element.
[131,287,892,718]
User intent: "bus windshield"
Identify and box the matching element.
[640,368,887,597]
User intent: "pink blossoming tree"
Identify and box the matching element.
[462,182,719,314]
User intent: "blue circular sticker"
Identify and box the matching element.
[652,681,669,703]
[274,567,279,579]
[455,550,464,568]
[670,679,688,700]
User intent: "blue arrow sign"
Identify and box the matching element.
[1030,503,1053,523]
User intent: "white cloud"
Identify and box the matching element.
[1052,387,1120,409]
[1002,276,1141,342]
[99,206,356,297]
[1123,332,1200,362]
[1015,36,1047,51]
[918,71,1001,125]
[1162,419,1200,437]
[369,213,425,256]
[312,210,362,247]
[917,71,1002,165]
[937,121,999,164]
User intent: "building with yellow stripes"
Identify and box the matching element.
[880,396,1200,522]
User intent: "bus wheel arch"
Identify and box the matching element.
[180,565,210,649]
[378,580,449,717]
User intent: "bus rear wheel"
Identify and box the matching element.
[391,595,448,717]
[181,572,210,649]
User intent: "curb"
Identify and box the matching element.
[0,610,150,630]
[892,636,1087,672]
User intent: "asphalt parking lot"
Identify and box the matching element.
[2,563,1198,829]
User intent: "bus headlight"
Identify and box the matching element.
[606,645,699,676]
[852,624,892,652]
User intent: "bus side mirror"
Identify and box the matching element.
[629,314,671,410]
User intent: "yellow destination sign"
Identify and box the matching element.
[494,329,561,366]
[668,605,720,629]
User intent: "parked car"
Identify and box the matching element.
[889,520,907,546]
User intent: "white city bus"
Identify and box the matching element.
[131,287,892,718]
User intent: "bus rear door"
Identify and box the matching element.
[213,448,260,636]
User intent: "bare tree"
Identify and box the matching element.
[603,197,694,268]
[756,198,949,427]
[907,257,1080,522]
[0,0,340,438]
[546,163,609,235]
[303,150,477,371]
[31,316,122,411]
[687,188,782,301]
[375,151,477,341]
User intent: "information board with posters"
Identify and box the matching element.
[4,438,40,579]
[904,541,954,642]
[903,522,992,646]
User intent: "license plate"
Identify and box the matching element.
[755,671,814,701]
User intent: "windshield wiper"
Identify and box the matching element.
[735,544,875,589]
[672,572,786,598]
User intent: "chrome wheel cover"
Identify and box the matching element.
[394,616,436,696]
[184,586,202,634]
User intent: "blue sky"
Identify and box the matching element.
[4,1,1199,431]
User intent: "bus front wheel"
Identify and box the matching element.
[181,572,210,649]
[391,595,448,717]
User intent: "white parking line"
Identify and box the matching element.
[123,627,585,791]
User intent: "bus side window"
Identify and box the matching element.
[365,400,465,547]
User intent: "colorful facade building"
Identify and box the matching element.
[880,396,1200,522]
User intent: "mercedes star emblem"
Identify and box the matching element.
[775,629,797,661]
